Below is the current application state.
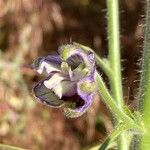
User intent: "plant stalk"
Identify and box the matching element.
[106,0,128,149]
[95,72,142,132]
[138,0,150,149]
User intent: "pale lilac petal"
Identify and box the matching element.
[33,80,65,107]
[32,55,61,75]
[44,73,66,90]
[52,81,76,99]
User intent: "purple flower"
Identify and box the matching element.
[32,44,96,118]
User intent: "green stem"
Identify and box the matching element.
[106,0,127,149]
[107,0,123,108]
[0,144,26,150]
[95,72,142,131]
[138,0,150,149]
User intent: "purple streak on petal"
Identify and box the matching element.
[33,79,65,107]
[32,55,62,75]
[45,55,62,64]
[76,93,95,113]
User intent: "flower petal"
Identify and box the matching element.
[64,75,96,118]
[33,80,65,107]
[53,80,76,99]
[62,94,85,118]
[62,74,96,118]
[32,55,61,75]
[44,73,66,90]
[63,92,95,118]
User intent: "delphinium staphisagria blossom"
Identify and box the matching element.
[32,44,97,118]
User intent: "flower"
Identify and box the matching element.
[32,44,96,118]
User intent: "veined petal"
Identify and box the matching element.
[33,80,65,107]
[32,55,61,75]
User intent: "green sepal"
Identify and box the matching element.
[61,62,69,72]
[79,81,96,93]
[61,47,70,60]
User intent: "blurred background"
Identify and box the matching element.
[0,0,145,149]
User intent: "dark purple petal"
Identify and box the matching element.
[33,80,65,107]
[32,55,62,75]
[45,55,62,64]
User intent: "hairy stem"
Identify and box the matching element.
[106,0,128,149]
[138,0,150,149]
[95,72,142,131]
